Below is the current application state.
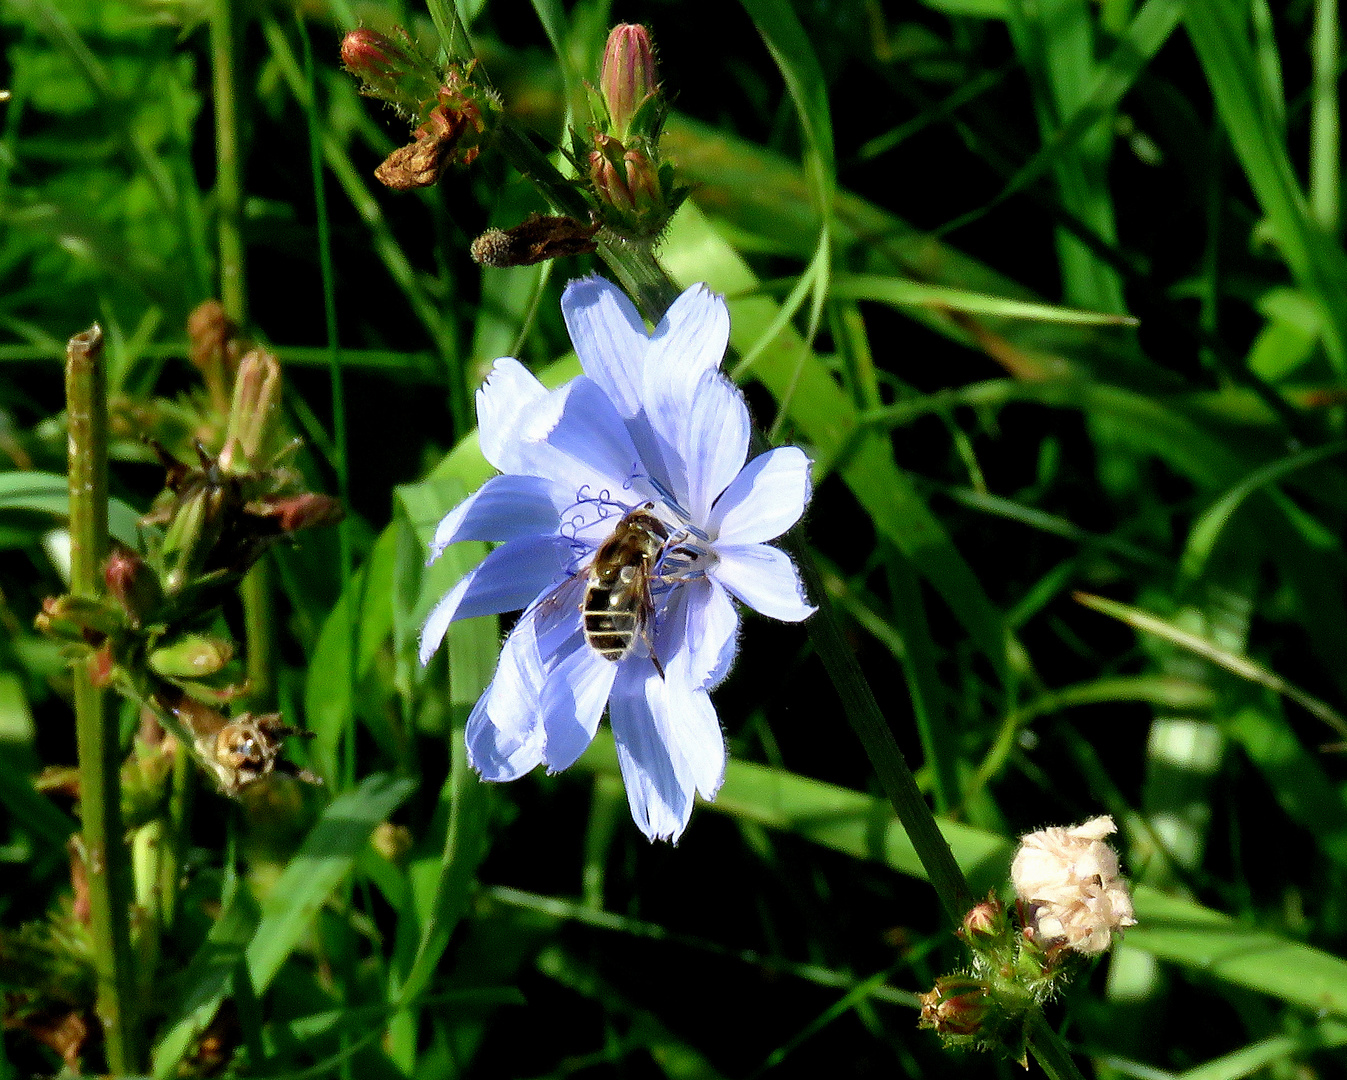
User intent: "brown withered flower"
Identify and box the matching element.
[470,214,600,268]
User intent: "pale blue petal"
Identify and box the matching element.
[683,370,750,523]
[419,534,575,665]
[428,475,563,560]
[646,283,731,387]
[541,639,618,772]
[561,276,648,418]
[465,618,546,781]
[635,286,730,514]
[710,543,816,623]
[475,358,550,473]
[662,675,726,801]
[609,664,695,842]
[531,376,648,501]
[657,577,739,690]
[708,446,812,545]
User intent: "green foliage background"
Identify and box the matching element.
[2,0,1347,1076]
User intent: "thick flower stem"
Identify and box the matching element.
[67,326,143,1072]
[492,122,682,324]
[793,543,973,924]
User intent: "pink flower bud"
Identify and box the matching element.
[590,141,635,212]
[600,24,657,139]
[340,27,441,117]
[104,546,162,627]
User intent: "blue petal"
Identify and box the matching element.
[475,358,550,473]
[465,617,546,781]
[635,286,731,513]
[646,283,730,386]
[419,534,575,665]
[428,475,564,560]
[541,638,618,772]
[682,369,750,523]
[708,446,812,544]
[532,376,650,504]
[609,663,695,842]
[710,543,816,623]
[662,676,726,801]
[561,276,648,418]
[657,577,739,690]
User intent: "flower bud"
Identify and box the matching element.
[340,27,442,118]
[104,546,162,628]
[589,137,635,212]
[919,976,991,1037]
[148,633,234,680]
[599,24,657,141]
[248,492,345,534]
[960,894,1007,943]
[1011,815,1137,955]
[220,348,281,474]
[186,299,238,414]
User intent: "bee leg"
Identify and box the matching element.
[649,649,666,680]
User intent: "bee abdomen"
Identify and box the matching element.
[583,591,638,660]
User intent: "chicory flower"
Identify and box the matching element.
[420,276,814,841]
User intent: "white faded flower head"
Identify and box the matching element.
[1010,815,1136,955]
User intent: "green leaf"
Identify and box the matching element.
[575,735,1347,1019]
[152,773,415,1077]
[0,470,141,547]
[664,200,1018,684]
[1184,0,1347,372]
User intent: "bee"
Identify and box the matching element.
[581,504,671,673]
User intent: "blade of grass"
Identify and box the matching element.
[1185,0,1347,372]
[574,734,1347,1018]
[152,773,415,1077]
[1074,591,1347,739]
[824,272,1139,325]
[1311,0,1340,235]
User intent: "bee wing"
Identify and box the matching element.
[519,569,589,654]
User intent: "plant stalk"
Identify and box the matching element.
[67,325,143,1072]
[212,0,274,707]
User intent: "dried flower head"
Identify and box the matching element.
[1011,815,1136,955]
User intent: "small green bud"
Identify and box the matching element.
[148,633,234,679]
[919,975,991,1038]
[104,546,162,627]
[220,348,281,474]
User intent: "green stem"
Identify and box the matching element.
[212,0,274,707]
[299,14,355,788]
[492,121,682,323]
[211,0,245,321]
[1025,1010,1091,1080]
[793,543,973,924]
[67,325,142,1071]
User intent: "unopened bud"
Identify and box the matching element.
[919,976,991,1037]
[249,493,345,534]
[590,139,635,212]
[960,894,1007,943]
[220,349,281,474]
[148,633,234,680]
[340,27,441,116]
[104,546,161,627]
[599,24,657,140]
[187,299,238,414]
